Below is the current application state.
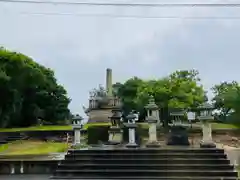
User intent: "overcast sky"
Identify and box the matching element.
[1,0,240,116]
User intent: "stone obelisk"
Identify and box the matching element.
[106,68,112,96]
[87,68,121,123]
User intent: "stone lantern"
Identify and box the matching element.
[72,114,83,146]
[108,109,123,145]
[144,95,160,123]
[144,96,160,147]
[125,112,138,148]
[197,102,216,148]
[169,109,186,126]
[167,108,190,146]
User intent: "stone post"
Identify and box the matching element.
[106,68,112,96]
[200,118,215,148]
[125,112,138,148]
[72,115,83,147]
[146,116,160,147]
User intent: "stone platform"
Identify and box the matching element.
[52,147,238,179]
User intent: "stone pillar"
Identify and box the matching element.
[200,120,216,148]
[106,68,112,96]
[74,127,81,145]
[125,124,138,148]
[108,128,123,143]
[146,116,160,148]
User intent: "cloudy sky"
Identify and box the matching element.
[1,0,240,116]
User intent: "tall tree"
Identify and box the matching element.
[116,77,144,116]
[0,47,70,127]
[211,81,240,122]
[114,69,205,125]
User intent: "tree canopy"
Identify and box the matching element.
[1,48,240,127]
[113,70,240,125]
[0,48,70,128]
[212,81,240,123]
[114,70,205,125]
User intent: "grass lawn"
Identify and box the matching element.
[236,165,240,177]
[211,123,240,129]
[0,122,111,132]
[0,122,238,133]
[0,140,69,155]
[138,122,240,130]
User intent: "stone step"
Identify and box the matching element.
[67,149,224,155]
[61,158,230,165]
[5,135,26,141]
[0,141,7,144]
[53,169,238,177]
[65,153,227,159]
[51,176,238,180]
[57,163,234,171]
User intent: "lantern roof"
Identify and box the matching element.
[170,108,186,116]
[126,112,136,120]
[72,114,83,121]
[197,102,214,110]
[145,95,159,110]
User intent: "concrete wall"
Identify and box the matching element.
[0,160,59,174]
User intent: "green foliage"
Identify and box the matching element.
[0,123,111,132]
[212,81,240,123]
[0,140,69,155]
[114,69,205,125]
[0,47,70,127]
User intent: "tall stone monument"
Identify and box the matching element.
[85,68,122,123]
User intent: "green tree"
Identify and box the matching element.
[0,47,70,127]
[211,81,240,122]
[116,77,144,115]
[114,69,205,125]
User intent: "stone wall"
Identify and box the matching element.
[0,160,59,174]
[88,109,112,123]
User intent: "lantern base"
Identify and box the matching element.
[105,141,121,145]
[71,143,83,149]
[200,141,216,148]
[126,142,138,148]
[146,141,160,148]
[108,127,123,144]
[166,125,190,146]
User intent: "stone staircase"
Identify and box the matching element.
[4,134,27,142]
[0,134,28,145]
[51,148,238,180]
